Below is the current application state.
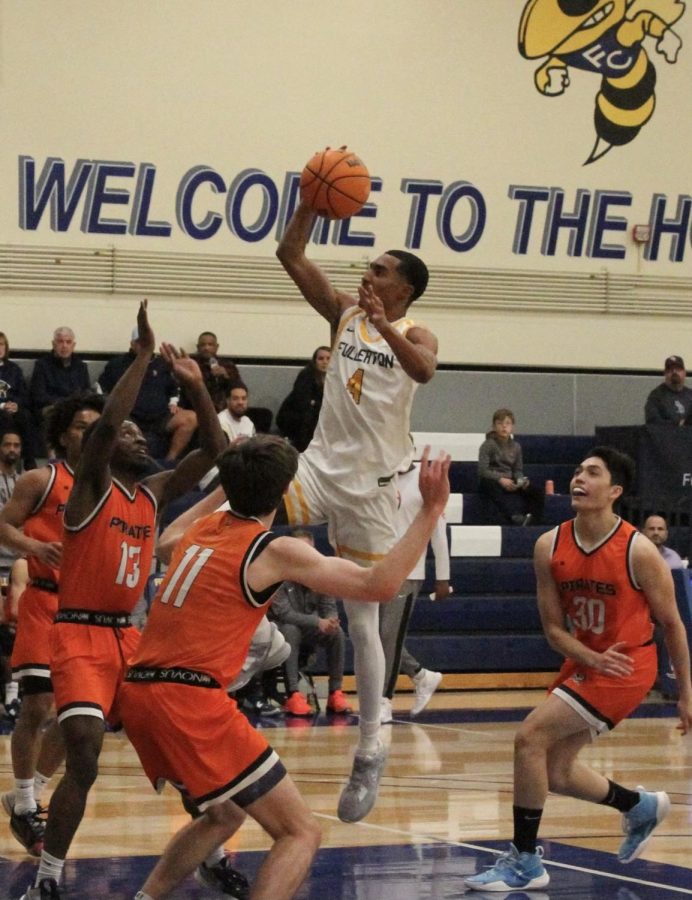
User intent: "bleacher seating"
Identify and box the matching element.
[155,433,599,687]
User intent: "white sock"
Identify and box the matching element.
[4,681,18,703]
[36,850,64,885]
[204,845,225,867]
[13,778,35,815]
[34,771,51,805]
[135,893,155,900]
[343,600,384,755]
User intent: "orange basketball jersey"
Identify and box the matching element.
[59,478,157,614]
[550,517,654,653]
[131,510,280,688]
[24,461,73,584]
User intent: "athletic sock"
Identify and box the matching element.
[33,771,51,806]
[36,850,64,885]
[343,599,384,755]
[599,779,640,813]
[13,778,35,815]
[134,893,155,900]
[513,805,543,854]
[4,680,18,704]
[204,845,226,867]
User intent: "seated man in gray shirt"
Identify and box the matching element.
[270,529,352,716]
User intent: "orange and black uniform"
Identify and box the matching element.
[11,461,73,682]
[50,478,156,722]
[119,510,287,810]
[549,517,656,735]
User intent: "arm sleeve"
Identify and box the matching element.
[429,516,450,580]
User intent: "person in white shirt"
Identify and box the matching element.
[217,382,255,444]
[379,452,450,723]
[642,515,685,570]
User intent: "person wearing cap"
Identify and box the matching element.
[97,328,197,461]
[645,356,692,426]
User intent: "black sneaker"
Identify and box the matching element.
[194,858,250,898]
[19,877,61,899]
[10,807,46,856]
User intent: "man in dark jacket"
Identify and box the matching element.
[644,356,692,426]
[29,328,90,419]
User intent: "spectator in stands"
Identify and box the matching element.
[190,331,240,412]
[276,346,331,451]
[217,382,255,444]
[644,355,692,426]
[0,557,26,725]
[29,327,90,421]
[270,529,351,716]
[0,435,22,725]
[97,328,197,461]
[380,451,449,724]
[478,408,545,526]
[0,334,37,470]
[0,431,22,538]
[642,515,685,569]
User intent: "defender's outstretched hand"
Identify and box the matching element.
[134,299,155,355]
[159,342,203,388]
[417,445,451,516]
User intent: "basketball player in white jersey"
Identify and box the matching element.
[276,197,438,822]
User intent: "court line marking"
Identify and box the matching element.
[315,814,692,895]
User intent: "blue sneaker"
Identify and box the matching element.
[618,787,670,863]
[464,843,550,891]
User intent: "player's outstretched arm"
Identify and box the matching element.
[145,344,226,509]
[0,469,61,567]
[357,283,438,383]
[65,301,154,526]
[155,484,226,564]
[250,447,451,602]
[634,536,692,734]
[276,200,353,332]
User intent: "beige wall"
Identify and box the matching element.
[1,1,690,366]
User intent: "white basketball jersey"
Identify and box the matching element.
[303,305,419,489]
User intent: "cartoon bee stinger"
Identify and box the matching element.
[518,0,685,163]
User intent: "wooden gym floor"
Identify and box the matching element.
[0,688,690,898]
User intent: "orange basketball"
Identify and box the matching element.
[300,148,371,220]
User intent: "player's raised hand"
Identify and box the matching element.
[358,283,387,331]
[134,299,155,355]
[159,343,203,388]
[417,445,451,516]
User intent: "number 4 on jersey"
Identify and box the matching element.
[346,368,364,404]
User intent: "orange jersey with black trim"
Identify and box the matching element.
[24,461,73,584]
[550,517,654,653]
[131,510,280,687]
[59,478,157,614]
